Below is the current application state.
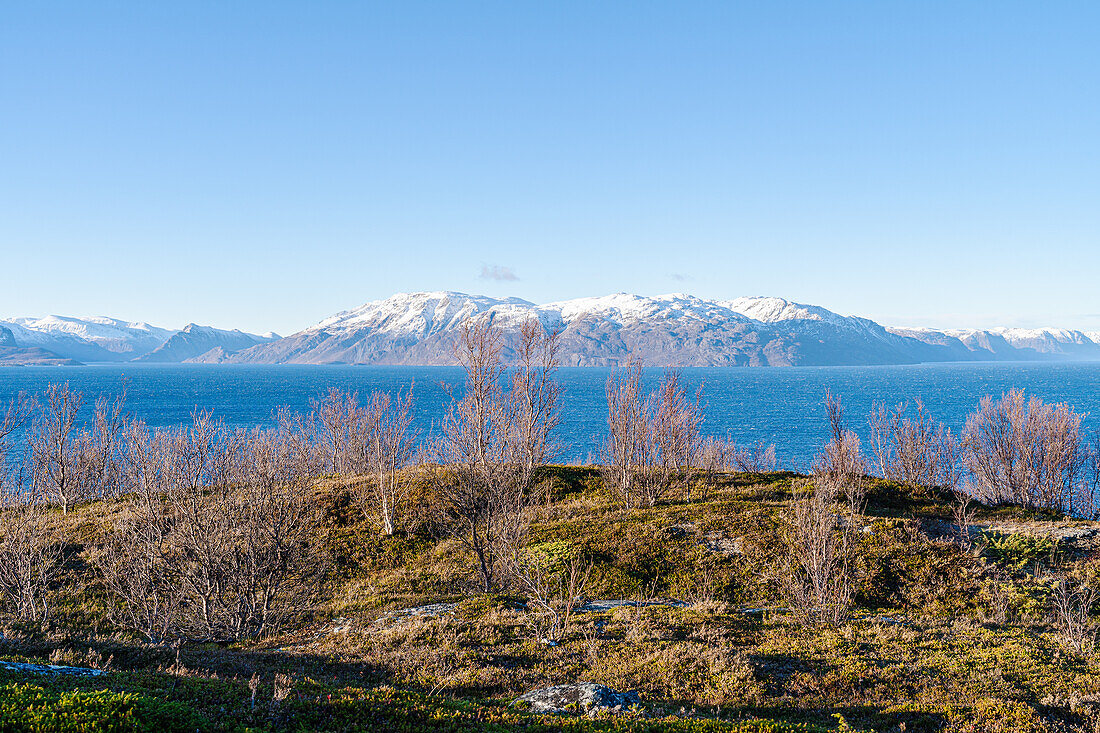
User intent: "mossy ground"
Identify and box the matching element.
[4,468,1100,732]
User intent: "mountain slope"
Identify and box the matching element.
[0,316,173,362]
[228,291,1097,367]
[8,295,1100,368]
[134,324,279,363]
[0,326,82,366]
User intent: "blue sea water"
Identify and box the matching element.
[1,362,1099,469]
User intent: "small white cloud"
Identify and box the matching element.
[480,265,519,282]
[669,273,692,282]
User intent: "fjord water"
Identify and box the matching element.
[1,362,1099,469]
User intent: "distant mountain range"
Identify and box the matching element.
[0,316,278,366]
[5,292,1100,367]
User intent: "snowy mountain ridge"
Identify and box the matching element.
[0,315,276,365]
[6,293,1100,367]
[226,291,1100,367]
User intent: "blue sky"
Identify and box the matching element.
[1,1,1098,335]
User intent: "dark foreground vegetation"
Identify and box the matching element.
[3,320,1100,732]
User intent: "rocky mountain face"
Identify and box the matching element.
[7,293,1100,367]
[0,325,80,366]
[224,291,1100,367]
[134,324,279,363]
[0,316,274,366]
[0,315,173,363]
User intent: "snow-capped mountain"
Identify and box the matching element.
[0,325,80,366]
[225,290,1100,367]
[0,315,174,362]
[134,324,280,363]
[0,315,275,365]
[889,326,1100,360]
[7,294,1100,367]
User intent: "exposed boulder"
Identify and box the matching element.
[513,682,640,715]
[575,599,686,614]
[372,602,458,626]
[0,660,107,677]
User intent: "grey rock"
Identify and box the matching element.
[575,599,686,614]
[514,682,640,715]
[0,660,107,676]
[373,603,458,625]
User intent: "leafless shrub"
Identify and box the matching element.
[0,493,62,625]
[812,392,867,510]
[509,320,563,494]
[97,413,322,642]
[600,363,701,508]
[218,425,321,639]
[29,384,126,513]
[0,392,33,455]
[432,318,534,592]
[654,369,702,478]
[94,420,182,643]
[600,361,650,508]
[729,439,779,473]
[1075,430,1100,519]
[1048,577,1097,655]
[963,389,1083,513]
[694,436,778,501]
[695,438,726,502]
[869,399,960,490]
[28,383,83,514]
[96,507,182,643]
[0,392,33,502]
[272,672,294,703]
[357,390,418,535]
[0,393,61,626]
[952,490,978,549]
[310,388,369,475]
[248,672,261,710]
[781,476,856,626]
[504,542,591,643]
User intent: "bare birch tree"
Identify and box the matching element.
[223,425,319,639]
[94,419,184,642]
[0,476,61,625]
[509,320,563,494]
[29,383,82,514]
[600,363,701,508]
[781,476,856,626]
[29,385,126,513]
[812,391,867,505]
[311,388,370,475]
[869,399,960,490]
[359,389,417,535]
[433,318,531,592]
[962,389,1083,512]
[0,393,60,625]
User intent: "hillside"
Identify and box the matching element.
[5,468,1100,732]
[134,323,279,363]
[7,294,1100,367]
[0,326,80,365]
[227,291,1100,367]
[0,316,275,364]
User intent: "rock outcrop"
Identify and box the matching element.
[513,682,641,715]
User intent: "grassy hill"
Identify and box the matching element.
[3,467,1100,732]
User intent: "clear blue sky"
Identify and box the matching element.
[2,1,1098,335]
